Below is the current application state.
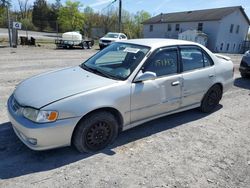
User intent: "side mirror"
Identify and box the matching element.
[134,71,157,82]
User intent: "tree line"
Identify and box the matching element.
[0,0,151,39]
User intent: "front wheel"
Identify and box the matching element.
[73,111,118,153]
[200,85,222,113]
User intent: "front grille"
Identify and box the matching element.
[102,40,111,43]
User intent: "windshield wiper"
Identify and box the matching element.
[81,64,94,73]
[81,64,119,80]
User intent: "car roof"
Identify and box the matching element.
[107,32,125,35]
[120,38,199,49]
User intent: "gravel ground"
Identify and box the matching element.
[0,46,249,188]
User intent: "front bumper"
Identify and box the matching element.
[99,43,111,48]
[7,96,80,151]
[239,66,250,75]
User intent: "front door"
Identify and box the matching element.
[130,47,182,123]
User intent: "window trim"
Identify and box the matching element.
[133,46,181,81]
[175,24,180,31]
[167,24,172,31]
[177,45,214,73]
[198,22,203,31]
[230,24,234,33]
[149,25,153,32]
[236,25,240,34]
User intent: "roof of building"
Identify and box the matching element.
[143,6,250,25]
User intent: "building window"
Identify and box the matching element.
[149,25,153,32]
[236,25,240,34]
[198,23,203,31]
[167,24,172,31]
[220,43,224,51]
[233,43,236,51]
[230,24,234,33]
[226,43,230,51]
[175,24,180,31]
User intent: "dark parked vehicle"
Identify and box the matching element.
[239,50,250,78]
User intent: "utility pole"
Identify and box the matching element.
[118,0,122,33]
[7,7,12,47]
[3,0,12,47]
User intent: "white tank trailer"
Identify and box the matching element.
[55,31,93,49]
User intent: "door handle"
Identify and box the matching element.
[209,74,215,78]
[171,81,180,86]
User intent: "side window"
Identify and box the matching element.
[181,48,204,71]
[121,34,126,39]
[203,53,213,67]
[143,48,178,77]
[180,47,213,71]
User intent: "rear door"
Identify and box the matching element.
[179,46,215,107]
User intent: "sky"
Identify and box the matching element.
[12,0,250,18]
[83,0,250,17]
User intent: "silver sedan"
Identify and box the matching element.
[7,39,234,153]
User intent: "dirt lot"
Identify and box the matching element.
[0,46,249,188]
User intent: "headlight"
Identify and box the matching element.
[99,40,103,44]
[245,50,250,56]
[23,107,58,123]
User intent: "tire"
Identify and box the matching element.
[73,111,118,153]
[200,84,222,113]
[240,72,248,78]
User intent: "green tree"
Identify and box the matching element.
[134,10,151,38]
[0,0,11,27]
[58,0,84,32]
[32,0,50,31]
[0,6,6,27]
[48,0,61,31]
[83,6,94,37]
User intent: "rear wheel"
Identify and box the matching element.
[73,111,118,153]
[200,85,222,113]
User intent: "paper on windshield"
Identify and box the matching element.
[123,47,140,53]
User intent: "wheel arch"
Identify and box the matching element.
[203,82,223,100]
[71,107,124,144]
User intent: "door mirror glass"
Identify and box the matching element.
[134,71,157,82]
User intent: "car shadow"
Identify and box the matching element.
[0,106,222,179]
[234,77,250,90]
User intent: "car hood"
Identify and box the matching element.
[100,37,118,41]
[14,66,117,108]
[242,56,250,66]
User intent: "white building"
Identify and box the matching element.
[143,6,250,53]
[178,30,208,47]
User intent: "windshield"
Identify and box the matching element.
[104,33,119,38]
[81,42,150,80]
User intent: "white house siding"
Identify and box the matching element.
[143,9,249,53]
[143,23,168,38]
[178,30,208,47]
[144,21,220,51]
[176,21,220,50]
[215,10,249,53]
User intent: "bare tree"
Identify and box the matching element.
[17,0,30,19]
